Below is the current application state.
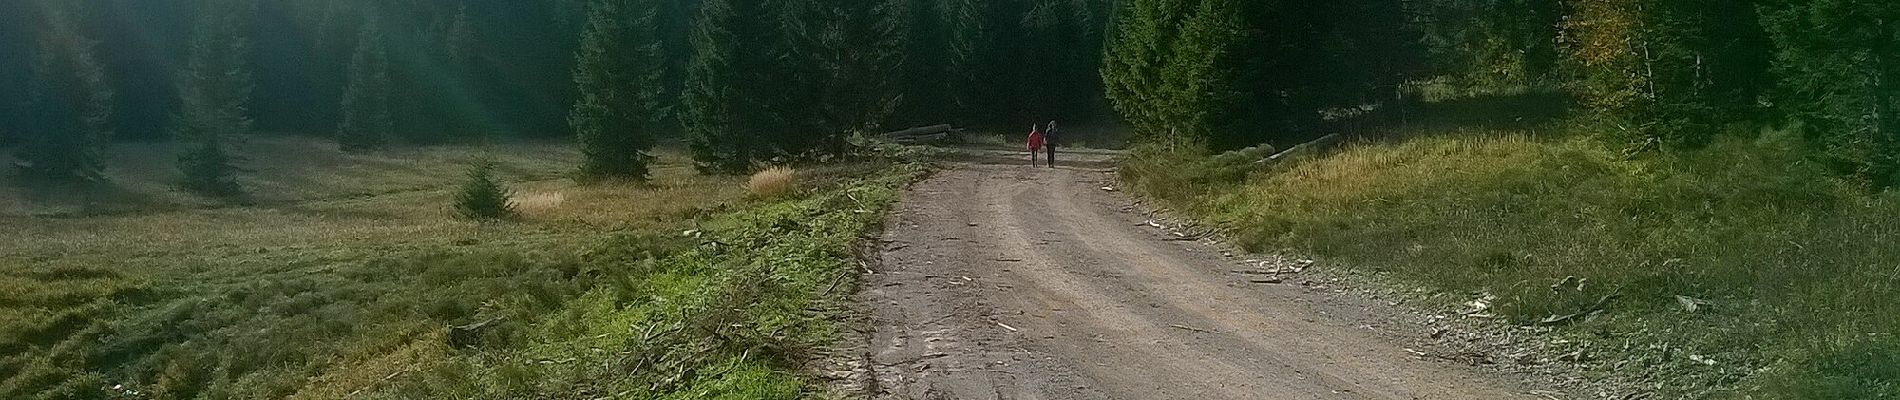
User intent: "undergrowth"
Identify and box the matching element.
[1124,127,1900,398]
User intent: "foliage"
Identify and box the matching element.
[173,0,256,197]
[570,0,663,182]
[681,0,758,174]
[455,161,516,220]
[1558,0,1773,149]
[1125,121,1900,397]
[176,138,243,197]
[1410,0,1564,88]
[1102,0,1221,150]
[1103,0,1424,152]
[684,0,911,173]
[1762,0,1900,186]
[14,3,113,184]
[336,22,392,152]
[776,0,911,158]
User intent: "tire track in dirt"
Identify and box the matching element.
[865,162,1548,399]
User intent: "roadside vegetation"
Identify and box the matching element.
[0,139,918,398]
[1127,119,1899,398]
[1106,0,1900,396]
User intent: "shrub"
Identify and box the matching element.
[745,167,796,199]
[177,140,242,197]
[455,161,515,221]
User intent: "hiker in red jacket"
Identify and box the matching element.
[1027,125,1046,166]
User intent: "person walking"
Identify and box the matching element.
[1027,125,1046,166]
[1044,120,1060,168]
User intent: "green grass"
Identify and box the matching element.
[0,137,919,399]
[1124,125,1900,398]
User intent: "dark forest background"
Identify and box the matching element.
[0,0,1114,144]
[5,0,1899,186]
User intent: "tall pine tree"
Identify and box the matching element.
[175,0,256,197]
[779,0,910,157]
[683,0,759,174]
[336,20,392,152]
[570,0,663,181]
[17,4,113,183]
[940,0,990,124]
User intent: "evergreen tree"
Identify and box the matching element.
[16,4,113,183]
[570,0,663,181]
[939,0,989,123]
[175,0,257,197]
[779,0,911,157]
[445,4,476,64]
[1103,0,1256,149]
[683,0,759,174]
[1764,0,1900,185]
[455,160,516,220]
[336,21,392,152]
[1012,0,1113,122]
[1103,0,1192,144]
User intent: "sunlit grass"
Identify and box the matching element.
[1125,126,1900,398]
[0,136,911,398]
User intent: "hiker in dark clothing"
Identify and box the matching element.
[1044,120,1059,168]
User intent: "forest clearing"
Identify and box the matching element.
[7,0,1900,398]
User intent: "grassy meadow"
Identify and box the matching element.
[1,137,916,399]
[1123,102,1900,398]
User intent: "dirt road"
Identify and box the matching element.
[862,159,1547,399]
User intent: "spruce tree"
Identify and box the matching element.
[455,160,515,220]
[940,0,990,122]
[16,5,113,184]
[175,0,256,197]
[784,0,910,157]
[337,21,392,152]
[570,0,663,182]
[1101,0,1211,147]
[683,0,754,174]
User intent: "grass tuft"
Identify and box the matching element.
[745,166,798,199]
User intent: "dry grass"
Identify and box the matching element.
[508,190,567,217]
[746,166,798,199]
